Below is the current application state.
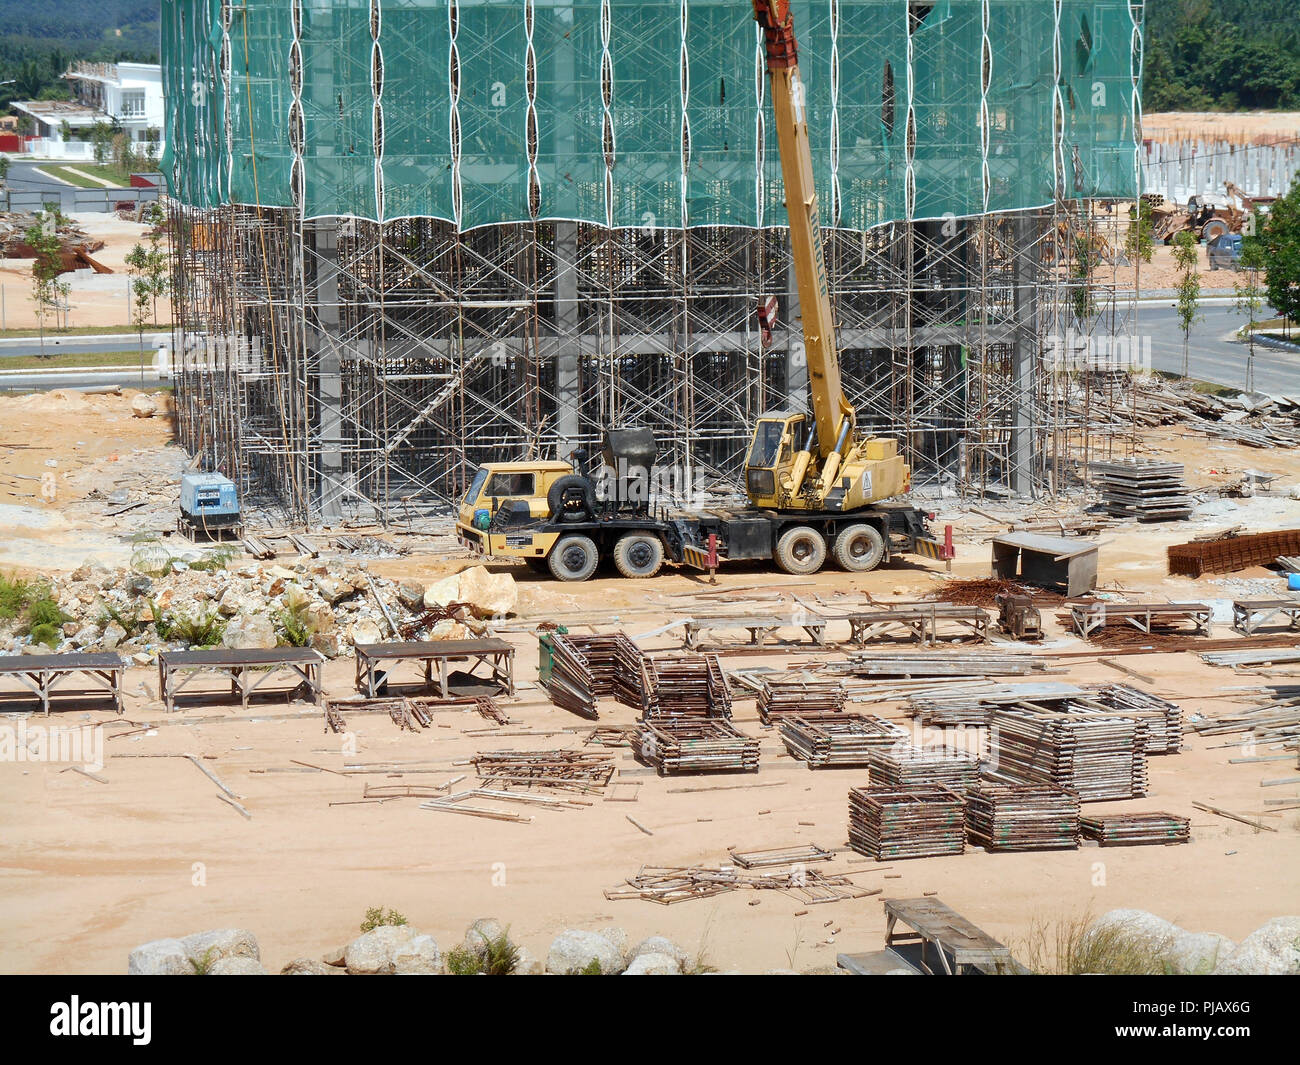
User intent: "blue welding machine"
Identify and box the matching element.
[179,471,241,531]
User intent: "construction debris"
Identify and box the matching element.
[847,784,967,861]
[1080,812,1191,847]
[605,863,871,905]
[471,750,616,793]
[966,783,1080,851]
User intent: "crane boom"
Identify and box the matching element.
[753,0,855,465]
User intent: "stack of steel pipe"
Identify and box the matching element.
[989,709,1149,801]
[638,718,760,775]
[847,784,966,860]
[643,652,732,719]
[1080,812,1191,847]
[868,743,981,793]
[757,673,846,725]
[779,713,909,768]
[965,782,1080,851]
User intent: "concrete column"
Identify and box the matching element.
[308,220,345,523]
[1009,210,1038,496]
[553,220,581,458]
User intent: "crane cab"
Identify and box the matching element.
[745,410,811,508]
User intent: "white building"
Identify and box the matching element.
[10,62,165,163]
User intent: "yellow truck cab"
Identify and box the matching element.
[456,460,581,568]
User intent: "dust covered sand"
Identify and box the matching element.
[0,393,1297,974]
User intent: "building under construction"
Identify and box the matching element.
[162,0,1145,527]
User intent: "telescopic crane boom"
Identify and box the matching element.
[746,0,908,512]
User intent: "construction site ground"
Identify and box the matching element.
[0,391,1297,974]
[0,211,172,332]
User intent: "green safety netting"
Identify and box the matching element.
[163,0,1142,229]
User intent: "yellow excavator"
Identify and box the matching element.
[455,0,942,581]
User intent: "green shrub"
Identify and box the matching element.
[360,907,408,933]
[98,602,142,637]
[189,547,236,573]
[0,573,35,619]
[445,930,520,976]
[167,607,226,648]
[22,595,69,647]
[276,601,314,647]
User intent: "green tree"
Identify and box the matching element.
[0,155,10,187]
[89,121,113,166]
[1234,239,1268,392]
[1172,230,1202,379]
[1253,174,1300,335]
[1125,200,1156,270]
[124,203,171,382]
[25,208,70,354]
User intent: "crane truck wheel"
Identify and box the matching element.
[774,526,828,575]
[547,474,597,522]
[832,523,885,572]
[613,533,665,578]
[548,534,600,581]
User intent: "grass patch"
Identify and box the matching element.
[1016,911,1168,975]
[0,575,69,647]
[189,947,219,976]
[0,351,153,371]
[0,325,155,339]
[37,163,133,188]
[187,547,236,573]
[1151,369,1241,397]
[98,602,144,638]
[23,595,70,649]
[359,907,408,933]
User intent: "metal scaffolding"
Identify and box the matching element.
[164,0,1145,528]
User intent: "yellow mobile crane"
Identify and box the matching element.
[743,0,909,533]
[454,0,943,581]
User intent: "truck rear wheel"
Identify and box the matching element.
[613,533,664,578]
[774,526,827,575]
[548,535,600,581]
[833,523,885,572]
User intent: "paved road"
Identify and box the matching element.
[1135,301,1298,395]
[0,334,171,359]
[0,369,164,392]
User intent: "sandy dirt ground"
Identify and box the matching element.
[0,394,1298,974]
[1143,112,1300,146]
[0,211,171,332]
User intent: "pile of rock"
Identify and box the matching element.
[1087,909,1300,975]
[0,559,517,661]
